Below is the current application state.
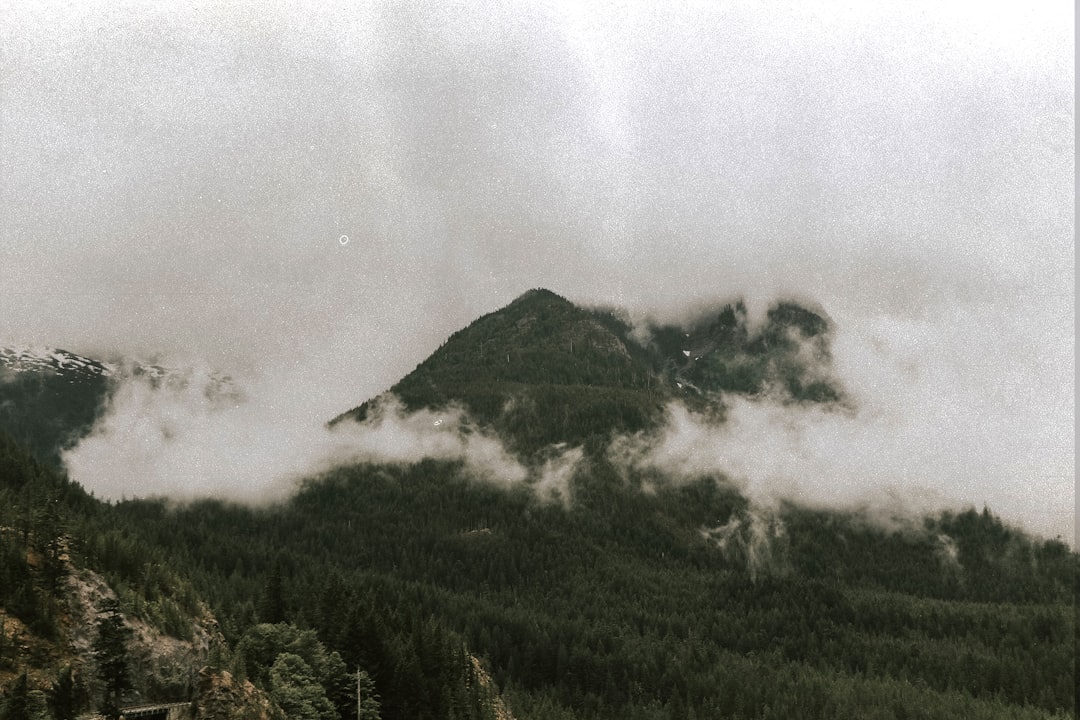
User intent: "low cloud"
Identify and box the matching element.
[61,372,578,505]
[700,510,789,583]
[63,366,341,504]
[3,2,1067,544]
[610,388,1071,543]
[325,396,528,488]
[532,445,584,508]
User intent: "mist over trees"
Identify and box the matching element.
[4,420,1073,719]
[0,292,1075,719]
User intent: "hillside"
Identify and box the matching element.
[0,430,512,720]
[0,348,238,468]
[0,348,113,466]
[0,430,205,716]
[91,458,1076,720]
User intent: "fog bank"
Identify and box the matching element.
[1,1,1069,540]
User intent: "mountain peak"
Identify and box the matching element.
[335,291,847,455]
[335,290,663,453]
[507,287,571,307]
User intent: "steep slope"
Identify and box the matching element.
[0,430,221,716]
[644,299,844,402]
[0,428,515,720]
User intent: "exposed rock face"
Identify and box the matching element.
[470,656,517,720]
[1,544,223,716]
[65,567,216,706]
[194,667,281,720]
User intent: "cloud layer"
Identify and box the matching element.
[62,378,580,506]
[2,2,1071,540]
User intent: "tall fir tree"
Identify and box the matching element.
[47,665,83,720]
[0,672,30,720]
[93,598,132,719]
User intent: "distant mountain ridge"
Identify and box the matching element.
[0,346,237,465]
[0,347,114,465]
[0,346,115,380]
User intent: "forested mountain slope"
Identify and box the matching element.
[0,432,508,720]
[335,289,845,456]
[0,348,113,466]
[1,290,1075,720]
[88,458,1077,720]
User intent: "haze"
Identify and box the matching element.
[1,2,1072,542]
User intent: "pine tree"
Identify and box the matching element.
[259,565,287,624]
[0,672,30,720]
[47,666,83,720]
[93,598,132,719]
[34,495,67,595]
[356,669,381,720]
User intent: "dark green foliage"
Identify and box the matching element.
[0,290,1075,720]
[259,566,288,625]
[269,653,338,720]
[0,356,112,467]
[47,666,86,720]
[93,597,132,717]
[334,291,847,459]
[337,290,667,456]
[0,433,88,643]
[32,497,67,596]
[236,624,345,694]
[0,673,30,720]
[84,456,1073,720]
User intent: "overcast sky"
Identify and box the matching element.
[1,1,1073,541]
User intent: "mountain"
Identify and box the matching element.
[643,298,844,403]
[2,290,843,464]
[0,347,115,465]
[0,347,238,466]
[335,289,845,455]
[2,290,1075,720]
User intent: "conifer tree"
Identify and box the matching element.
[0,672,30,720]
[93,598,132,719]
[259,565,287,624]
[356,670,381,720]
[47,666,83,720]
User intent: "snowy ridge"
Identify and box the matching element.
[0,346,114,379]
[0,346,236,397]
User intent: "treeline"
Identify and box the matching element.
[97,457,1077,719]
